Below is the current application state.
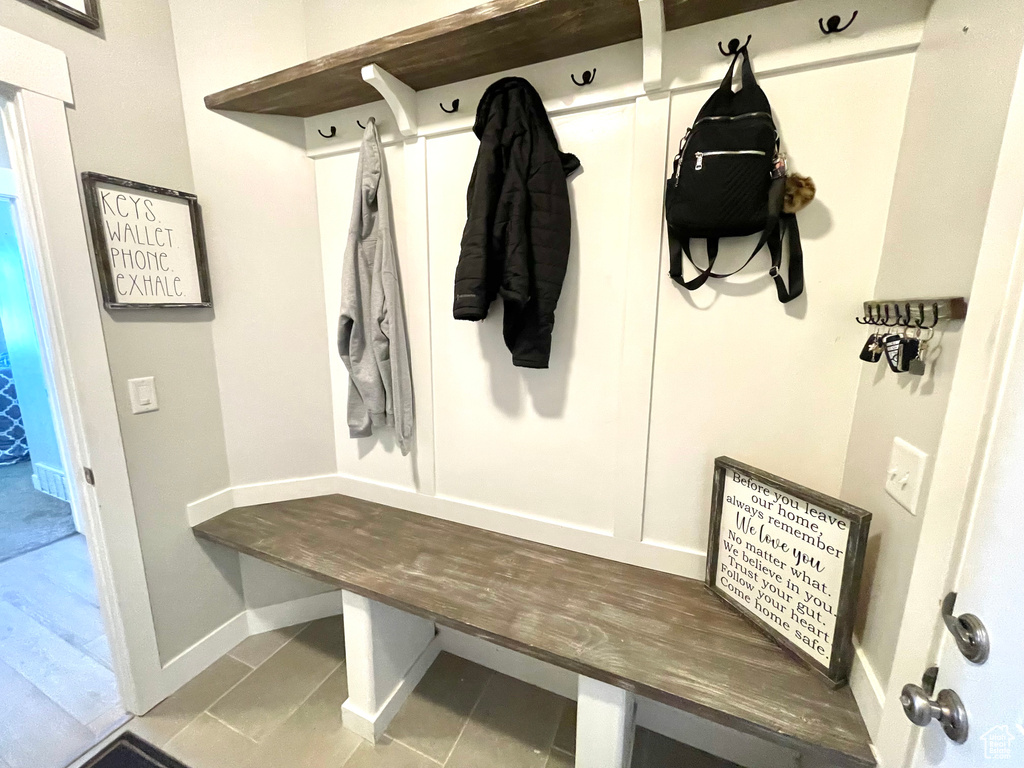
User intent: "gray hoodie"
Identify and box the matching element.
[338,119,413,454]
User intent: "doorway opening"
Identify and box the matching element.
[0,112,127,768]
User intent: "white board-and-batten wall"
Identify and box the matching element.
[306,0,925,723]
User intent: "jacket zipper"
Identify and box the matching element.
[694,149,766,171]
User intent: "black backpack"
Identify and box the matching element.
[665,48,803,303]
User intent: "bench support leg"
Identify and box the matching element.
[575,676,636,768]
[340,590,439,743]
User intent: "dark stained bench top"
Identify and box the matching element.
[194,494,874,768]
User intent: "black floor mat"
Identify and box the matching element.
[81,733,190,768]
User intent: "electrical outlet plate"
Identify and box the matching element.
[128,376,158,414]
[886,437,928,515]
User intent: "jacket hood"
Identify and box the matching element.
[473,77,581,176]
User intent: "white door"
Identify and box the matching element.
[906,296,1024,767]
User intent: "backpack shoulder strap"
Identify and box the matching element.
[668,229,718,291]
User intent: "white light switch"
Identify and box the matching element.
[885,437,928,515]
[128,376,158,414]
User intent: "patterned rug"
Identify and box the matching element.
[0,358,30,465]
[0,459,75,562]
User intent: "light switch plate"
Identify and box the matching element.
[885,437,928,515]
[128,376,158,414]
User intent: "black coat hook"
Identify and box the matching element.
[819,10,858,34]
[718,35,752,56]
[317,126,336,139]
[440,98,460,114]
[571,68,596,87]
[356,119,367,130]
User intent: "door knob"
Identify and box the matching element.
[901,681,969,744]
[942,591,989,663]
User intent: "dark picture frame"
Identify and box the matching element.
[81,172,213,309]
[706,457,871,687]
[17,0,100,30]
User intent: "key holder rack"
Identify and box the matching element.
[858,297,967,328]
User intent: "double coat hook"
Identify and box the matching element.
[718,35,752,56]
[819,10,858,34]
[571,68,597,87]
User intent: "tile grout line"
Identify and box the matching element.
[438,669,495,766]
[386,736,444,767]
[208,657,347,748]
[201,710,260,744]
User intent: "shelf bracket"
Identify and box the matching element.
[638,0,665,93]
[361,64,418,138]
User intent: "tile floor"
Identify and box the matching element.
[132,617,737,768]
[0,534,126,768]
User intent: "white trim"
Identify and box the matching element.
[186,473,339,526]
[0,168,16,196]
[189,473,707,578]
[576,676,636,768]
[340,590,438,742]
[0,26,73,105]
[153,590,345,709]
[874,28,1024,768]
[613,91,671,542]
[1,85,161,713]
[849,642,885,738]
[361,64,417,138]
[246,590,344,635]
[185,486,235,527]
[31,460,70,502]
[302,0,926,160]
[638,0,665,93]
[156,611,249,703]
[341,635,442,742]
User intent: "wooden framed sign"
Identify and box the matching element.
[81,172,212,309]
[706,457,871,686]
[17,0,100,30]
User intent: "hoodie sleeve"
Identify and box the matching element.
[379,258,414,455]
[454,110,506,321]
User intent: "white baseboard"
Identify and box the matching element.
[341,633,442,743]
[849,641,886,738]
[156,610,249,704]
[154,590,345,709]
[32,462,69,502]
[186,474,339,527]
[247,590,344,634]
[186,487,235,527]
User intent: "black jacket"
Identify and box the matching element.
[453,77,580,368]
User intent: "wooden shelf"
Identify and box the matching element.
[205,0,795,118]
[195,493,875,767]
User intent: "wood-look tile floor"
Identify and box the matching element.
[0,534,127,768]
[133,617,738,768]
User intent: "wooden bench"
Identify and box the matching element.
[193,494,874,768]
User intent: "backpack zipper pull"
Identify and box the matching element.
[695,152,704,171]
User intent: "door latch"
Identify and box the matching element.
[942,591,989,663]
[901,667,969,744]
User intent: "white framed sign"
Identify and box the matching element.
[706,457,871,686]
[81,172,212,309]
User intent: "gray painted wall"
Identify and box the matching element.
[842,1,1024,687]
[0,0,243,664]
